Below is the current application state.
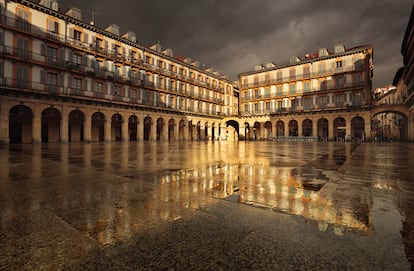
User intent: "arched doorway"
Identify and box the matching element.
[244,122,250,140]
[129,115,138,141]
[9,105,33,143]
[112,114,123,141]
[317,118,329,140]
[226,120,239,140]
[253,122,261,140]
[92,112,105,142]
[196,121,201,140]
[168,119,175,140]
[204,122,209,140]
[156,118,164,140]
[351,116,365,141]
[188,121,193,140]
[288,120,298,136]
[41,107,61,143]
[276,120,284,137]
[211,123,216,140]
[334,117,346,141]
[144,116,152,141]
[69,110,85,142]
[264,121,272,139]
[371,112,408,141]
[302,119,312,137]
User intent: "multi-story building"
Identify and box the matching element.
[238,45,374,141]
[0,0,236,144]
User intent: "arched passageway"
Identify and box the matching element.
[302,119,312,137]
[42,107,61,143]
[253,122,261,140]
[264,121,272,139]
[334,117,346,141]
[276,120,284,137]
[9,105,33,143]
[244,122,250,140]
[317,118,329,140]
[188,121,193,140]
[92,112,105,142]
[69,110,85,142]
[111,114,123,141]
[144,117,152,140]
[288,120,298,136]
[351,116,365,140]
[129,115,138,141]
[168,119,175,140]
[196,122,201,140]
[156,118,164,140]
[179,120,185,140]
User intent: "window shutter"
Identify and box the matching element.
[104,40,108,50]
[47,20,54,31]
[58,73,64,87]
[84,33,88,44]
[84,78,88,90]
[69,28,74,39]
[83,54,88,66]
[58,48,65,64]
[40,43,46,55]
[40,70,46,84]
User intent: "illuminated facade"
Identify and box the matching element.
[0,0,236,144]
[238,45,374,141]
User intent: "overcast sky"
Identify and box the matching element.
[57,0,412,88]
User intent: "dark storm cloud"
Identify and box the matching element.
[58,0,412,88]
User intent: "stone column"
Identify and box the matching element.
[328,119,334,141]
[84,113,92,142]
[298,119,303,137]
[174,120,180,141]
[60,106,68,143]
[32,105,42,143]
[0,102,9,144]
[345,116,351,141]
[137,116,143,141]
[122,116,129,142]
[150,120,157,141]
[312,119,318,139]
[105,114,112,142]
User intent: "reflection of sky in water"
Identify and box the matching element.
[158,164,370,235]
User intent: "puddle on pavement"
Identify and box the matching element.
[158,163,371,235]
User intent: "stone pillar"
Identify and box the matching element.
[84,113,92,142]
[364,116,370,141]
[60,106,69,143]
[137,116,143,141]
[105,115,111,142]
[328,119,334,141]
[183,121,189,140]
[199,125,205,140]
[298,120,303,137]
[345,116,351,141]
[32,106,42,143]
[0,102,9,144]
[312,119,318,139]
[150,120,157,141]
[122,117,129,142]
[174,120,180,141]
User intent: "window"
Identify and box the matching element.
[289,69,296,80]
[265,87,270,97]
[303,66,310,77]
[73,78,82,90]
[47,46,57,64]
[304,82,310,92]
[318,63,325,73]
[244,104,248,113]
[47,20,58,34]
[96,82,103,92]
[335,76,345,88]
[16,65,29,88]
[72,54,82,65]
[277,85,282,96]
[266,102,270,112]
[353,73,361,85]
[73,30,82,41]
[254,103,259,113]
[16,9,30,31]
[47,72,57,86]
[336,61,343,69]
[277,71,283,81]
[289,84,295,94]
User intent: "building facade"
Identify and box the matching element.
[0,0,237,144]
[238,45,374,141]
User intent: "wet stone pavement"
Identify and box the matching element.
[0,141,413,270]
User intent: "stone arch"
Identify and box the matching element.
[264,121,272,139]
[288,120,298,136]
[144,116,152,140]
[371,111,409,141]
[244,122,251,140]
[333,117,346,141]
[276,120,285,137]
[41,107,61,143]
[9,104,33,143]
[168,118,175,140]
[68,109,85,142]
[351,116,365,140]
[302,119,312,137]
[317,118,329,140]
[188,120,193,140]
[111,114,123,141]
[253,122,261,140]
[129,115,138,141]
[156,117,165,140]
[92,112,106,142]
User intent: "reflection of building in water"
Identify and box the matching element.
[161,164,371,234]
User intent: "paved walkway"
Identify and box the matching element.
[0,141,412,270]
